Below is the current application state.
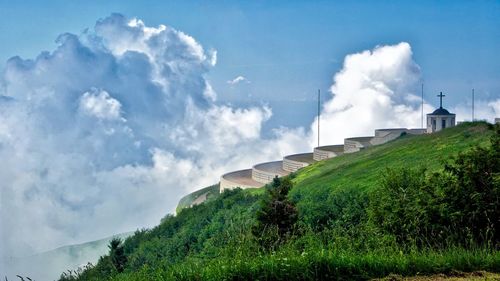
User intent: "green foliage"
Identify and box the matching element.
[109,238,128,273]
[440,124,500,245]
[159,247,500,281]
[369,124,500,248]
[59,122,500,281]
[99,246,500,281]
[369,167,452,247]
[292,185,369,232]
[252,177,298,249]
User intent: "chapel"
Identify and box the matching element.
[427,92,456,133]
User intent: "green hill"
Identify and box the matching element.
[60,122,499,281]
[289,122,495,226]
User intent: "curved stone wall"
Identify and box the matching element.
[344,137,373,153]
[218,126,430,193]
[252,161,290,184]
[374,128,407,137]
[407,128,426,135]
[283,153,315,172]
[371,128,407,145]
[313,145,344,161]
[220,169,263,192]
[371,128,426,145]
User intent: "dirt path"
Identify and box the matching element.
[375,271,500,280]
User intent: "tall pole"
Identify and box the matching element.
[472,88,475,121]
[421,83,424,128]
[317,89,320,148]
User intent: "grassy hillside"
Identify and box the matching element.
[290,122,493,227]
[176,184,220,214]
[60,122,499,281]
[295,122,490,190]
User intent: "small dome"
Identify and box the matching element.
[430,107,452,115]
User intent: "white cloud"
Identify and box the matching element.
[79,89,123,121]
[309,42,433,146]
[0,14,287,279]
[489,100,500,115]
[453,98,500,122]
[227,75,250,85]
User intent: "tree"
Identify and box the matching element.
[252,177,298,249]
[108,237,127,273]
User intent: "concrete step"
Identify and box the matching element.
[313,145,344,161]
[283,153,314,172]
[219,169,263,192]
[252,161,290,184]
[344,137,373,153]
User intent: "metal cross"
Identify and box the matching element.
[437,92,446,108]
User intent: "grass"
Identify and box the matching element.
[113,247,500,281]
[290,122,493,199]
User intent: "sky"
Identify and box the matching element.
[0,1,499,279]
[1,1,499,128]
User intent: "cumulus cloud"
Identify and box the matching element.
[79,89,124,121]
[0,14,303,279]
[309,42,433,145]
[227,75,250,85]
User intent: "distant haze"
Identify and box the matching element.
[1,232,132,280]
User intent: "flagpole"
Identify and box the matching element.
[317,89,320,148]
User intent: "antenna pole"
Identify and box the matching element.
[317,89,320,148]
[472,88,475,121]
[421,83,424,128]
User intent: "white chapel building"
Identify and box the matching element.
[427,92,456,133]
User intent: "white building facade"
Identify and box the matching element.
[427,107,456,133]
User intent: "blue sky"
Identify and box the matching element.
[1,0,499,129]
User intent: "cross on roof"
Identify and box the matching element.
[437,92,446,108]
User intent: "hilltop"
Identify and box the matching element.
[177,121,491,212]
[59,122,499,280]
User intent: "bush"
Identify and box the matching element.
[440,124,500,245]
[369,167,445,246]
[369,125,500,248]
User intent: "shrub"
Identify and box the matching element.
[439,124,500,246]
[252,177,298,249]
[369,124,500,248]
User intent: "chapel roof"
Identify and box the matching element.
[430,107,454,115]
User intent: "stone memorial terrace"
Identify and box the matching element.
[219,127,426,192]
